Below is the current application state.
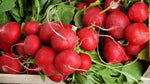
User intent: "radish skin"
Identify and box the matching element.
[51,28,78,52]
[0,22,21,45]
[54,49,81,75]
[103,41,126,64]
[23,21,42,35]
[24,35,41,56]
[35,47,58,76]
[0,53,23,74]
[77,27,99,51]
[83,7,107,29]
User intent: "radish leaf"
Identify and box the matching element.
[138,45,149,62]
[0,12,12,25]
[0,0,16,13]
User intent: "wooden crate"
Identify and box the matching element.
[0,73,65,84]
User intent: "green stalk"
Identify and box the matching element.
[100,0,121,14]
[92,60,140,84]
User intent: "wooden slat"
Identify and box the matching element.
[0,74,65,84]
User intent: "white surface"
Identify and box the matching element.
[141,77,150,84]
[0,74,65,84]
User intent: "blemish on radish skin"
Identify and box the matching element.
[110,1,119,9]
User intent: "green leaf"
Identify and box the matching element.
[74,10,84,28]
[18,0,24,17]
[148,7,150,12]
[138,45,149,62]
[74,73,93,84]
[51,0,62,5]
[28,58,35,64]
[9,8,22,23]
[34,0,40,21]
[0,12,12,26]
[97,68,119,84]
[39,0,47,12]
[56,4,75,24]
[117,74,126,84]
[91,60,143,84]
[0,0,16,13]
[122,61,143,83]
[38,71,46,82]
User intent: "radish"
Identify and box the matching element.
[51,28,77,52]
[0,53,23,74]
[84,0,96,4]
[24,35,41,56]
[75,3,88,10]
[77,27,99,51]
[35,46,58,76]
[125,23,149,45]
[39,22,63,45]
[57,22,67,28]
[128,1,149,22]
[125,43,146,56]
[26,64,38,74]
[0,41,11,52]
[82,7,107,29]
[0,22,21,45]
[48,74,67,82]
[23,21,42,35]
[76,53,91,73]
[121,54,133,64]
[54,49,81,75]
[103,37,113,44]
[16,40,28,59]
[105,0,122,13]
[105,11,130,39]
[103,41,126,64]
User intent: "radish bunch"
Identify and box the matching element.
[0,21,93,82]
[0,0,149,83]
[76,0,149,64]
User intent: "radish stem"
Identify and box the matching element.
[100,0,121,14]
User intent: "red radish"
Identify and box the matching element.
[84,0,96,4]
[48,74,67,82]
[0,22,21,45]
[24,35,41,56]
[82,7,107,29]
[76,53,91,73]
[51,28,77,52]
[103,37,113,44]
[77,27,99,51]
[105,0,122,13]
[23,21,42,35]
[125,43,146,56]
[121,54,133,64]
[66,24,73,30]
[65,24,78,30]
[75,3,88,10]
[35,47,58,76]
[54,49,81,75]
[57,22,67,28]
[105,11,130,39]
[0,41,11,52]
[125,23,149,45]
[0,53,22,74]
[103,41,126,64]
[128,1,149,22]
[26,64,38,74]
[16,40,28,59]
[39,22,62,45]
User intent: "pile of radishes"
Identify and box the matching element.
[0,0,149,83]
